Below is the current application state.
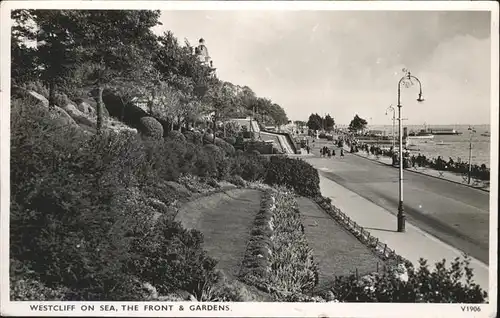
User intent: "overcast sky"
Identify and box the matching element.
[155,10,491,125]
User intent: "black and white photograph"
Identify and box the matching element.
[1,1,498,317]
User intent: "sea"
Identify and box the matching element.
[367,124,492,168]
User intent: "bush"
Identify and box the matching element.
[139,116,163,140]
[203,144,229,180]
[168,130,186,143]
[129,216,219,299]
[227,175,246,187]
[10,104,220,300]
[231,154,268,182]
[224,136,236,145]
[203,133,215,144]
[265,156,320,197]
[10,276,71,301]
[329,257,487,303]
[22,81,50,98]
[54,93,71,107]
[215,138,235,156]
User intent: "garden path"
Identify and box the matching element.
[296,196,383,292]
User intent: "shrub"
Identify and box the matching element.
[22,81,50,98]
[10,104,219,301]
[139,116,163,140]
[10,276,71,301]
[129,216,219,299]
[329,257,487,303]
[227,175,246,187]
[231,154,267,182]
[203,144,229,180]
[224,136,236,145]
[265,156,320,197]
[168,130,186,143]
[215,138,235,156]
[203,133,215,144]
[54,93,71,107]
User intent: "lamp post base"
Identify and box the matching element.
[397,201,406,232]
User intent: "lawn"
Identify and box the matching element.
[175,189,263,280]
[296,196,384,292]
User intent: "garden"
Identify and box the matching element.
[9,9,488,304]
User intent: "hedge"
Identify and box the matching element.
[265,156,320,197]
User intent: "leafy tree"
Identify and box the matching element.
[348,114,368,133]
[11,10,81,106]
[324,114,335,131]
[270,103,289,128]
[294,120,307,127]
[307,113,323,131]
[206,81,236,141]
[70,10,161,134]
[11,10,39,85]
[148,81,182,131]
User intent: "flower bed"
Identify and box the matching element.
[240,184,319,301]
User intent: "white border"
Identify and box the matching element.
[1,1,498,318]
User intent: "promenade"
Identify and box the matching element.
[341,145,490,192]
[317,174,490,292]
[301,142,490,265]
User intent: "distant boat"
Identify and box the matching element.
[436,140,451,146]
[407,129,435,139]
[428,127,462,135]
[480,131,490,137]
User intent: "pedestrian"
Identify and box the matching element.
[332,149,336,158]
[340,148,344,158]
[320,147,323,157]
[327,149,332,158]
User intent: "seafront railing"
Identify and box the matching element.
[344,139,490,182]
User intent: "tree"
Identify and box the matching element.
[324,114,335,131]
[206,81,236,141]
[294,120,307,127]
[307,113,323,131]
[148,81,182,131]
[270,103,289,128]
[11,10,80,106]
[11,10,39,85]
[348,114,368,133]
[70,10,161,134]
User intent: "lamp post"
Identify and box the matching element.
[467,126,476,184]
[386,105,396,150]
[396,69,425,233]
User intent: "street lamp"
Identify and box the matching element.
[396,69,424,233]
[385,105,396,150]
[467,126,476,184]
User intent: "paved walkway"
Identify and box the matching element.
[318,174,490,291]
[343,146,490,192]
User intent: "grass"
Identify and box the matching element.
[175,189,263,280]
[296,196,384,291]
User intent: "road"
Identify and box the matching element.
[303,143,490,264]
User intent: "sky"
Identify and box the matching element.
[156,10,491,125]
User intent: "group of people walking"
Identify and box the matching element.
[320,145,344,158]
